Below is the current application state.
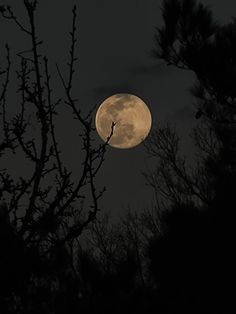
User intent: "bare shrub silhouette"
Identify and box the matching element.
[0,0,236,313]
[0,1,114,312]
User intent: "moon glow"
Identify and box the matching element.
[95,93,152,149]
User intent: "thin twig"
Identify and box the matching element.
[44,56,64,178]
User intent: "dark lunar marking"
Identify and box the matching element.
[113,99,126,110]
[106,99,126,117]
[100,115,113,134]
[123,123,135,140]
[115,94,133,102]
[111,123,135,145]
[106,107,119,120]
[125,95,134,102]
[127,101,135,108]
[106,95,138,120]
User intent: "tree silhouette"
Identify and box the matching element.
[144,0,236,312]
[0,0,236,313]
[0,1,114,312]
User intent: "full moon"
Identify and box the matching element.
[95,93,152,149]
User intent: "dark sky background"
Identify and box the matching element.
[1,0,235,215]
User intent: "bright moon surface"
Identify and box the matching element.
[95,93,152,149]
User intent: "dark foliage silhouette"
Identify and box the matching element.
[0,0,236,313]
[145,0,236,312]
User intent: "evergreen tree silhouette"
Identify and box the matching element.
[0,0,236,313]
[145,0,236,313]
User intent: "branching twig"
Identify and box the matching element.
[44,56,64,178]
[0,5,31,35]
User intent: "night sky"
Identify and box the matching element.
[0,0,235,214]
